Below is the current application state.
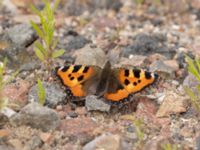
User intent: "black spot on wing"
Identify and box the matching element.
[61,66,70,72]
[124,70,129,77]
[133,69,141,78]
[77,75,84,81]
[133,82,137,86]
[145,71,152,79]
[138,80,141,83]
[72,65,82,73]
[70,77,74,80]
[68,74,72,77]
[83,67,89,73]
[124,79,130,85]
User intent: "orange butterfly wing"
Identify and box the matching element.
[56,65,99,97]
[104,68,158,102]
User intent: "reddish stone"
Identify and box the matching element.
[59,117,98,144]
[40,132,52,143]
[135,98,170,127]
[2,79,30,110]
[75,107,87,116]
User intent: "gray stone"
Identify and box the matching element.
[75,44,107,68]
[1,107,16,118]
[28,82,66,108]
[150,60,175,77]
[122,33,176,59]
[10,102,60,132]
[6,24,37,47]
[85,95,111,112]
[58,31,91,51]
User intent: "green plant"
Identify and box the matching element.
[30,0,64,72]
[184,55,200,111]
[133,0,161,5]
[162,143,177,150]
[37,79,46,105]
[0,58,18,110]
[120,114,145,149]
[134,0,145,5]
[134,118,145,146]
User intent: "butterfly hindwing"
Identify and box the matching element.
[104,68,158,102]
[56,65,100,97]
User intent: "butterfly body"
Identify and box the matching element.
[56,62,158,104]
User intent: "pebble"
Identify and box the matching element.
[85,95,111,112]
[6,23,37,48]
[156,91,189,117]
[83,133,121,150]
[28,82,66,108]
[150,60,175,77]
[10,102,61,132]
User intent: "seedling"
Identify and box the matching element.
[184,55,200,112]
[37,78,46,105]
[30,0,64,72]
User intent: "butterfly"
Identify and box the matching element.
[56,61,158,105]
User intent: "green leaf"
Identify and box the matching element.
[0,97,8,110]
[37,79,46,105]
[52,38,58,49]
[195,57,200,72]
[52,49,65,58]
[34,41,47,56]
[185,55,200,81]
[35,48,45,61]
[30,21,44,39]
[30,4,41,17]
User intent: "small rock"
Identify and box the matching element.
[85,95,111,112]
[122,33,176,59]
[6,24,37,47]
[83,133,121,150]
[136,98,170,127]
[59,117,97,144]
[74,44,107,67]
[10,102,60,132]
[3,79,30,110]
[163,60,179,71]
[75,107,87,116]
[150,60,175,77]
[1,107,16,118]
[58,31,90,52]
[67,112,78,118]
[40,132,52,143]
[28,82,66,108]
[156,91,189,117]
